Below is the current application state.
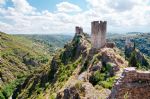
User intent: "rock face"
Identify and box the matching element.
[109,67,150,99]
[101,48,127,68]
[56,82,103,99]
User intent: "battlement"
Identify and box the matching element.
[75,26,83,34]
[91,20,107,49]
[91,21,107,33]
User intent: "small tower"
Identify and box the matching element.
[91,21,107,49]
[75,26,83,34]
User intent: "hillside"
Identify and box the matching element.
[108,33,150,57]
[1,32,150,99]
[0,32,72,99]
[12,32,130,99]
[16,34,73,50]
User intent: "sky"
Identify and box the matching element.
[0,0,150,34]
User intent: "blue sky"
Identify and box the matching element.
[0,0,150,34]
[28,0,87,12]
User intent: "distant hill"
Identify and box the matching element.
[108,33,150,57]
[15,34,73,50]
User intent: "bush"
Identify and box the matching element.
[99,77,116,89]
[0,92,5,99]
[129,51,140,68]
[89,71,105,85]
[75,81,82,90]
[1,78,25,98]
[100,81,112,89]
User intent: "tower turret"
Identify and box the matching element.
[91,21,107,49]
[75,26,83,34]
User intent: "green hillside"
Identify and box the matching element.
[0,32,52,99]
[12,33,127,99]
[16,34,73,50]
[108,33,150,57]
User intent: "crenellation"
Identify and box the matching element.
[75,26,83,34]
[75,20,107,49]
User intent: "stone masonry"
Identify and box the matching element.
[75,26,83,34]
[91,21,107,49]
[109,67,150,99]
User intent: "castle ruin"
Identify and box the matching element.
[91,21,107,49]
[109,67,150,99]
[75,26,83,34]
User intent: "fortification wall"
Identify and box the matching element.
[109,67,150,99]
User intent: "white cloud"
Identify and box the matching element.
[0,0,150,34]
[11,0,36,14]
[86,0,150,29]
[0,0,6,5]
[56,2,82,13]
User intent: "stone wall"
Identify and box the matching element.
[75,26,83,34]
[109,67,150,99]
[91,21,107,49]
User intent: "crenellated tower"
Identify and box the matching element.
[91,21,107,49]
[75,26,83,34]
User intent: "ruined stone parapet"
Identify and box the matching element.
[109,67,150,99]
[91,21,107,49]
[75,26,83,34]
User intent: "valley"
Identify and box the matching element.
[0,31,150,99]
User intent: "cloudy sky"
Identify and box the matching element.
[0,0,150,34]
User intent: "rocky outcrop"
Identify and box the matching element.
[56,82,103,99]
[61,33,90,64]
[109,67,150,99]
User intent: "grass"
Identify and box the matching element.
[0,32,53,98]
[0,77,26,99]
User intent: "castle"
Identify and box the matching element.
[75,20,107,49]
[91,21,107,49]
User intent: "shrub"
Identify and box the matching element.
[129,51,140,68]
[99,77,116,89]
[0,91,5,99]
[89,71,105,85]
[75,81,82,90]
[36,88,43,94]
[100,81,112,89]
[80,60,89,73]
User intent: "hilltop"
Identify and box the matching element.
[13,32,129,99]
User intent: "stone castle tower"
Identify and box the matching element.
[91,21,107,49]
[75,26,83,34]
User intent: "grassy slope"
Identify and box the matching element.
[16,34,73,49]
[2,32,149,99]
[0,32,52,99]
[0,32,72,99]
[13,33,88,99]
